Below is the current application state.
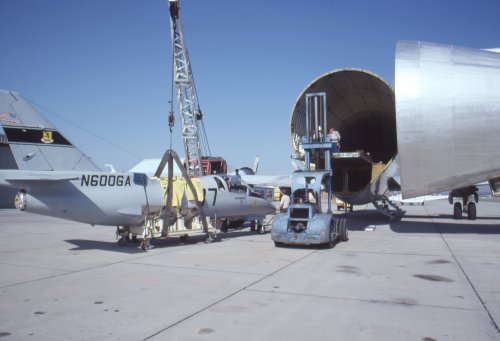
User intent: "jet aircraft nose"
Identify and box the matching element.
[256,197,276,215]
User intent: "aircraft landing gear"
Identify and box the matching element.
[467,202,477,220]
[449,186,478,220]
[117,236,128,246]
[116,226,130,246]
[250,220,265,234]
[205,231,216,243]
[220,219,228,233]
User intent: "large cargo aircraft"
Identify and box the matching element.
[288,41,500,219]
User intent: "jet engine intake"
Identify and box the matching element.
[14,190,26,211]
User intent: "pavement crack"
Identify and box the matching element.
[0,261,70,273]
[125,261,267,276]
[246,288,480,312]
[429,208,500,334]
[143,249,319,340]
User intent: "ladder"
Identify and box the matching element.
[372,197,404,220]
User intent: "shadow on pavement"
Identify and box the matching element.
[334,208,500,234]
[64,226,271,253]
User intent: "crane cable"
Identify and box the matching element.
[186,47,212,157]
[168,22,176,150]
[192,80,212,157]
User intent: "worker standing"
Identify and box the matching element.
[277,189,290,213]
[329,127,341,153]
[233,169,241,185]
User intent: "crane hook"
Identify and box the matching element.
[168,111,175,132]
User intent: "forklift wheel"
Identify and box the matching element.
[453,202,462,219]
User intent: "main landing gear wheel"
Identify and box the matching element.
[205,232,216,243]
[117,236,128,246]
[467,202,477,220]
[220,220,228,233]
[257,221,264,234]
[250,220,265,233]
[453,202,462,219]
[449,186,480,220]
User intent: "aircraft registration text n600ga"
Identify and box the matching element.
[81,174,132,187]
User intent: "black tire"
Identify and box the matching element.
[205,232,215,243]
[220,220,228,233]
[340,224,349,242]
[180,234,188,242]
[453,202,462,219]
[257,222,265,234]
[274,241,284,247]
[228,219,244,229]
[327,224,336,248]
[467,202,477,220]
[250,220,256,231]
[117,237,128,246]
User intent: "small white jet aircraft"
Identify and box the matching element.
[0,90,275,244]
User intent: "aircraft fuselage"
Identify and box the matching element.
[2,171,274,227]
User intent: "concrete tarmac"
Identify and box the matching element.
[1,199,500,340]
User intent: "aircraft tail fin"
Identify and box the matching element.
[0,90,101,171]
[253,155,260,174]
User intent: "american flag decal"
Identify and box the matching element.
[0,112,19,124]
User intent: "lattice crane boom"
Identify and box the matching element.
[169,0,204,176]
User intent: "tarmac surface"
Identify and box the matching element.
[1,199,500,340]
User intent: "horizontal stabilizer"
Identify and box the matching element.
[0,170,79,188]
[241,174,291,188]
[129,158,183,176]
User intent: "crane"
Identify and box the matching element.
[168,0,226,177]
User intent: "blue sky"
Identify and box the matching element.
[1,0,499,174]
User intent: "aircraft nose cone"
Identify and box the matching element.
[259,198,276,215]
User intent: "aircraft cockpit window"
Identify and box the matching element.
[230,184,247,194]
[249,190,263,199]
[214,177,226,191]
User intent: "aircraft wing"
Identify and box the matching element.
[240,174,291,188]
[395,41,500,198]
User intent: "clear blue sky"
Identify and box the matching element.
[1,0,499,174]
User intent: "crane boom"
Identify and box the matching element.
[168,0,204,176]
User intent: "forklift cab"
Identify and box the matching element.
[290,171,332,214]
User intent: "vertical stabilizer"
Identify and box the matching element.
[0,90,101,171]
